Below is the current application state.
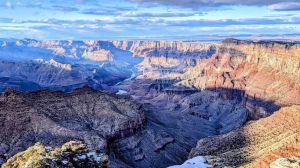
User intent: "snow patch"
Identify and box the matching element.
[87,152,102,163]
[167,156,212,168]
[116,90,128,95]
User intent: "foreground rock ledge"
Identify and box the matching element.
[2,141,109,168]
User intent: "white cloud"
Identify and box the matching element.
[5,1,12,8]
[269,2,300,11]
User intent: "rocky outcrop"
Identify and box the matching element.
[83,48,113,61]
[2,141,109,168]
[189,106,300,168]
[0,87,145,163]
[126,41,217,58]
[270,157,300,168]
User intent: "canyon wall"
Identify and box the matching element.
[189,105,300,168]
[0,87,145,163]
[173,39,300,117]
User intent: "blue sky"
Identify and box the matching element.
[0,0,300,39]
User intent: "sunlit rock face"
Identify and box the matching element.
[165,39,300,119]
[270,157,300,168]
[2,141,109,168]
[0,87,145,163]
[127,41,217,58]
[189,106,300,168]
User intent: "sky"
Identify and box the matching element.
[0,0,300,40]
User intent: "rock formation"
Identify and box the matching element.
[2,141,109,168]
[189,106,300,168]
[270,157,300,168]
[111,39,300,167]
[0,39,143,92]
[0,87,145,164]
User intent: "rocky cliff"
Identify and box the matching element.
[0,39,143,92]
[111,39,300,167]
[0,87,145,164]
[179,39,300,107]
[189,105,300,168]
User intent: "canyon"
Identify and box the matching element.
[0,38,299,168]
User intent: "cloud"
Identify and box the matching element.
[3,1,12,8]
[120,11,201,17]
[5,2,79,12]
[130,0,294,8]
[49,5,79,12]
[269,2,300,11]
[4,16,300,30]
[0,17,13,22]
[81,7,203,18]
[81,6,134,15]
[163,17,300,27]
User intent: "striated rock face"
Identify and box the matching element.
[107,39,300,167]
[189,106,300,168]
[253,145,300,168]
[83,48,113,61]
[171,39,300,119]
[14,39,116,61]
[127,41,217,58]
[0,39,144,92]
[2,141,109,168]
[0,59,132,92]
[0,87,145,163]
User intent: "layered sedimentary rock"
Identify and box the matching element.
[0,87,145,163]
[2,141,109,168]
[128,41,216,58]
[0,59,132,92]
[1,38,300,168]
[14,39,116,61]
[189,106,300,168]
[180,39,300,107]
[0,39,142,92]
[83,48,113,61]
[111,39,300,167]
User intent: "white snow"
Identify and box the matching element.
[86,151,102,162]
[116,89,128,95]
[76,155,87,160]
[62,160,69,165]
[167,156,212,168]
